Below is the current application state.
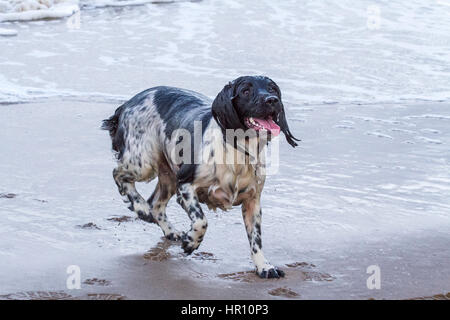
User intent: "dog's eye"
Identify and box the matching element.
[268,87,276,93]
[243,89,250,96]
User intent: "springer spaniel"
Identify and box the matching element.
[102,76,299,278]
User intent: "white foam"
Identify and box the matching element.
[0,0,79,22]
[0,26,17,35]
[0,74,128,104]
[365,131,394,139]
[1,0,450,105]
[82,0,174,9]
[415,136,443,145]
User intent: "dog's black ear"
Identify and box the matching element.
[276,101,301,148]
[266,78,300,147]
[212,81,245,132]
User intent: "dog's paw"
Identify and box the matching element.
[136,210,156,224]
[165,231,181,241]
[257,266,285,279]
[181,231,201,255]
[121,195,131,204]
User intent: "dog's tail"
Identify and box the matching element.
[101,104,125,155]
[101,105,124,137]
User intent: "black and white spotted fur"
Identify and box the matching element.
[102,76,299,278]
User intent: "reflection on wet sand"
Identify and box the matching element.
[0,99,448,299]
[143,240,175,261]
[217,261,334,284]
[138,240,334,299]
[143,240,219,262]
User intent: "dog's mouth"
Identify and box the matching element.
[244,116,280,136]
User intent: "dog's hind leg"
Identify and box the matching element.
[113,167,155,223]
[176,183,208,254]
[147,171,180,241]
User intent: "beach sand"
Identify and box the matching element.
[0,100,449,299]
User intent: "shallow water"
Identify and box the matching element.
[0,0,449,299]
[1,0,450,104]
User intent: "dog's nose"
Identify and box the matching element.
[265,96,279,106]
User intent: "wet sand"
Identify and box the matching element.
[0,100,449,300]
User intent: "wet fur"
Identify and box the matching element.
[102,76,299,278]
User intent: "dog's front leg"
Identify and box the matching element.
[242,197,285,279]
[176,183,208,254]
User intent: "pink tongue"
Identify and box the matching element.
[253,118,280,136]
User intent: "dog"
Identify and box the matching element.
[102,76,299,278]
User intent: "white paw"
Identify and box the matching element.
[256,264,285,279]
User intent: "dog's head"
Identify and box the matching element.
[212,76,299,147]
